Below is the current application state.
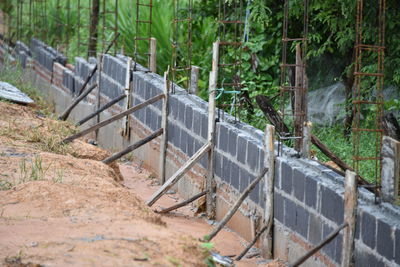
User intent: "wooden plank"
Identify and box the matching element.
[57,83,98,121]
[156,191,207,214]
[149,38,157,72]
[102,128,163,164]
[146,142,212,207]
[206,41,219,219]
[206,168,268,241]
[263,125,275,259]
[159,70,170,184]
[341,170,357,267]
[75,93,127,126]
[62,93,165,143]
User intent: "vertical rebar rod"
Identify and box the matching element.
[134,0,153,71]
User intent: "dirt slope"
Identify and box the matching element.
[0,101,207,266]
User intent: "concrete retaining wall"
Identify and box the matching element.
[2,39,400,266]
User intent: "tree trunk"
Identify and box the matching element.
[88,0,100,58]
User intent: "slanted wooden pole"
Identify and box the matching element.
[190,66,199,95]
[62,94,165,143]
[206,168,268,241]
[341,170,358,267]
[156,191,207,214]
[76,94,126,126]
[58,83,98,121]
[206,41,219,219]
[236,225,269,261]
[159,70,170,184]
[291,223,348,267]
[263,125,275,259]
[102,128,163,164]
[301,121,312,159]
[147,142,212,206]
[149,37,157,73]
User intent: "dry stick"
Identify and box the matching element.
[147,142,212,206]
[236,224,270,261]
[206,168,268,241]
[102,128,163,164]
[341,170,357,267]
[57,83,98,121]
[62,94,165,143]
[159,70,170,184]
[156,191,207,214]
[263,125,275,259]
[76,94,126,126]
[206,41,219,219]
[290,223,348,267]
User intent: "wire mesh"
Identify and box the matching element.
[353,0,386,200]
[133,0,153,71]
[171,0,193,93]
[278,0,309,154]
[77,0,93,58]
[53,0,71,57]
[216,0,243,122]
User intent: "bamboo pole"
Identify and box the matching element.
[206,41,219,219]
[95,53,103,140]
[159,70,170,184]
[301,121,312,158]
[62,94,165,143]
[206,168,268,241]
[341,170,357,267]
[236,224,270,261]
[147,142,212,206]
[122,58,132,137]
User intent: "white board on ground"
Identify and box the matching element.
[0,81,34,104]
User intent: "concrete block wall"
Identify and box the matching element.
[2,38,400,267]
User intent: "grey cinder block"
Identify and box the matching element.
[361,211,377,250]
[305,175,318,209]
[376,219,394,260]
[293,169,306,202]
[320,186,344,224]
[274,191,284,223]
[237,135,248,165]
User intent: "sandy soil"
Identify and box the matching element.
[0,101,286,267]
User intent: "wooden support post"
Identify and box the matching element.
[294,44,303,151]
[95,53,103,140]
[102,128,163,164]
[159,70,170,184]
[341,170,358,267]
[156,191,207,214]
[147,142,212,206]
[206,41,219,219]
[301,121,312,159]
[76,94,127,126]
[190,66,199,95]
[62,94,165,144]
[206,168,268,241]
[263,125,275,259]
[76,64,97,97]
[58,83,98,121]
[149,37,157,73]
[122,58,132,137]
